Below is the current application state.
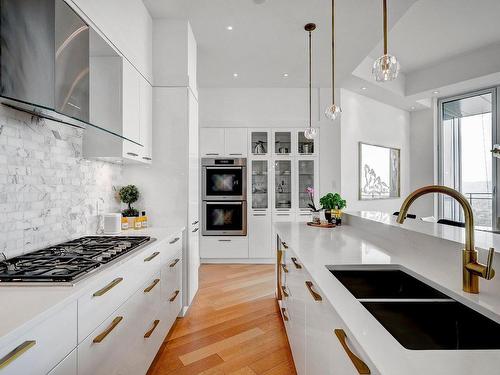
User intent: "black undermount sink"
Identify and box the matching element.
[327,266,500,350]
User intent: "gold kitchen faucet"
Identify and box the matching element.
[397,185,495,294]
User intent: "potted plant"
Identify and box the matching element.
[119,185,140,226]
[320,193,346,224]
[306,187,321,224]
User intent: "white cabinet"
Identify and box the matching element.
[200,128,247,157]
[0,302,77,375]
[248,212,272,259]
[200,237,249,259]
[122,60,141,144]
[140,75,153,162]
[225,128,248,156]
[47,350,77,375]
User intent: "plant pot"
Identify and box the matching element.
[332,209,343,225]
[311,211,321,224]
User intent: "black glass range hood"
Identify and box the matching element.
[0,0,142,146]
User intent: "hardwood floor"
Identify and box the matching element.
[148,264,297,375]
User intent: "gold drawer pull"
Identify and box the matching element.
[334,329,371,374]
[144,278,160,293]
[281,264,289,273]
[281,241,289,249]
[305,281,322,301]
[144,320,160,338]
[281,285,289,297]
[93,277,123,297]
[169,258,180,268]
[291,257,302,269]
[0,340,36,369]
[93,316,123,343]
[169,290,180,302]
[169,237,180,244]
[281,307,289,321]
[144,251,160,262]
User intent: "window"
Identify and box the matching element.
[438,88,497,228]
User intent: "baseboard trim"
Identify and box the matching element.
[201,258,275,264]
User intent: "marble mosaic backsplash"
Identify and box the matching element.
[0,106,122,259]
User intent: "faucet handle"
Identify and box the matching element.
[485,248,495,280]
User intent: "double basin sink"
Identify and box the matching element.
[327,266,500,350]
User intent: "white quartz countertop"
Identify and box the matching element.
[275,213,500,375]
[0,226,184,347]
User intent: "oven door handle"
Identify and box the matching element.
[204,166,245,170]
[205,201,243,205]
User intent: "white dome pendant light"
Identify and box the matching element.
[325,0,341,120]
[372,0,400,82]
[304,23,317,140]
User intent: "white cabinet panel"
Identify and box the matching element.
[0,302,76,375]
[200,128,225,156]
[122,60,141,144]
[140,76,153,162]
[225,128,247,156]
[248,212,272,258]
[200,237,248,259]
[47,349,77,375]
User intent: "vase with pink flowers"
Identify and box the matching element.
[306,187,321,224]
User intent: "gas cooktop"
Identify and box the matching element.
[0,236,153,285]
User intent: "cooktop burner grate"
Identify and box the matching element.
[0,236,151,283]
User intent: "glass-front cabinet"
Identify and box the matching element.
[250,131,269,156]
[297,159,316,210]
[250,160,269,209]
[274,160,293,210]
[297,131,316,155]
[274,131,292,155]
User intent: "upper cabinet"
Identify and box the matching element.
[140,76,153,162]
[249,130,269,156]
[200,128,247,157]
[122,60,141,145]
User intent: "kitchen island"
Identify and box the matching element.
[275,211,500,375]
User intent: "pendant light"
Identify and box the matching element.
[324,0,341,121]
[372,0,400,82]
[304,23,317,140]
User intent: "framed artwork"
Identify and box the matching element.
[359,142,400,200]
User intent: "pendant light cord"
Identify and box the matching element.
[383,0,388,55]
[308,29,312,130]
[331,0,335,103]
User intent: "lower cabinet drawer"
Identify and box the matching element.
[160,251,183,330]
[200,237,248,259]
[47,349,77,375]
[0,301,77,375]
[78,275,160,375]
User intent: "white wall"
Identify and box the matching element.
[409,108,435,217]
[199,87,341,195]
[340,89,410,214]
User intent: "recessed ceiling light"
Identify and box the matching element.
[361,87,367,90]
[283,73,289,77]
[226,26,233,31]
[411,106,416,110]
[233,73,238,77]
[433,90,439,94]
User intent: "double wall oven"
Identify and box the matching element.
[202,158,247,236]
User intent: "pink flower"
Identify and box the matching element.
[306,187,314,194]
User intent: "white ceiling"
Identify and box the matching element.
[369,0,500,73]
[143,0,415,88]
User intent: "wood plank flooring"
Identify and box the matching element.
[148,264,297,375]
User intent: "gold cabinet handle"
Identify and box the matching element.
[281,241,289,249]
[144,251,160,262]
[169,290,180,302]
[0,340,36,370]
[334,329,371,374]
[291,257,302,269]
[281,307,289,321]
[169,237,180,244]
[305,281,322,301]
[144,278,160,293]
[169,258,180,268]
[93,277,123,297]
[93,316,123,343]
[144,320,160,338]
[281,264,289,273]
[281,285,289,297]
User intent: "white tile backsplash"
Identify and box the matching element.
[0,106,122,258]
